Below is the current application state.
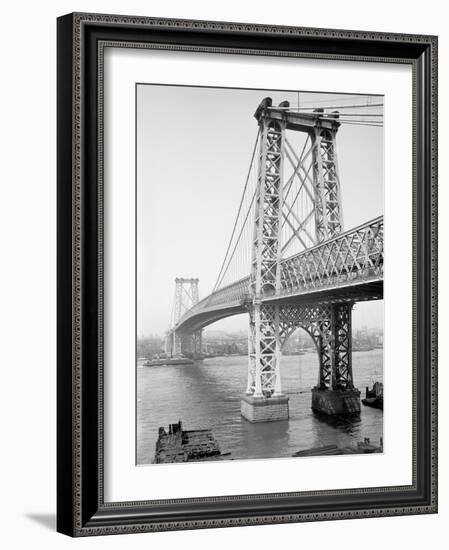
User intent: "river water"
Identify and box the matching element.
[137,349,383,464]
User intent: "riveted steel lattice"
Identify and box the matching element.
[246,303,283,396]
[280,217,383,295]
[251,113,286,295]
[278,303,334,388]
[331,303,354,390]
[312,126,344,242]
[246,99,349,398]
[278,302,354,390]
[245,302,355,395]
[247,99,286,396]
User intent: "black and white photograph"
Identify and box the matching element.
[136,85,384,465]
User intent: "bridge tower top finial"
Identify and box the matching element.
[254,97,272,122]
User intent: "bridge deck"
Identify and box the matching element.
[173,216,383,332]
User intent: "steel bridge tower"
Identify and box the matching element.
[165,278,202,359]
[241,97,360,422]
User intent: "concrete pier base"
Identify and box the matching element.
[241,394,289,422]
[311,388,361,416]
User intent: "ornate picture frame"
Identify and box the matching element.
[57,12,437,536]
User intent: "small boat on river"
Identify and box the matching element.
[143,353,194,367]
[362,380,383,410]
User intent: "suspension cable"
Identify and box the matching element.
[214,186,258,291]
[212,128,260,292]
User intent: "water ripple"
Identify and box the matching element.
[137,350,383,464]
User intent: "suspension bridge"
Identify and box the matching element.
[164,97,383,422]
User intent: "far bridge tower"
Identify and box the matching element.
[165,278,202,359]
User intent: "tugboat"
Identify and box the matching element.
[362,380,383,410]
[154,421,230,463]
[143,353,194,367]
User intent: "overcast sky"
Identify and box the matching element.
[137,85,384,337]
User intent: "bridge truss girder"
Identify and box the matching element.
[312,126,344,242]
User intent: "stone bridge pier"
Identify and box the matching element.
[165,329,202,359]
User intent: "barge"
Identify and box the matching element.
[143,354,194,367]
[155,421,229,463]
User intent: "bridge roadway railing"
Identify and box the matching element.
[279,215,383,295]
[175,216,383,329]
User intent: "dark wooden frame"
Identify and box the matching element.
[57,12,438,536]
